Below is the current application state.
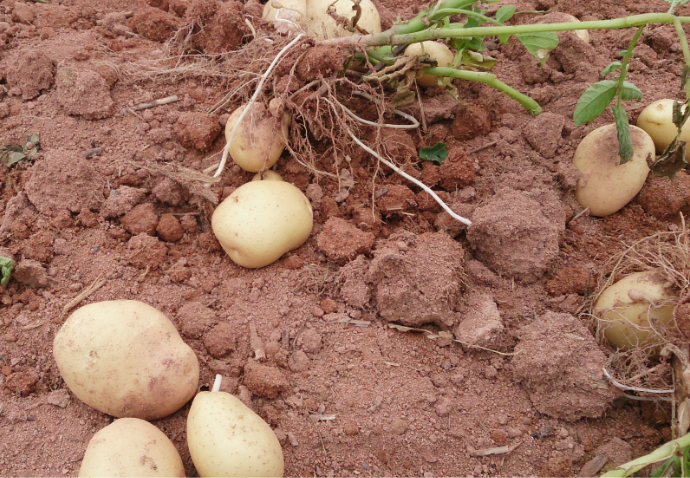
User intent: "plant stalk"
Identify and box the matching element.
[426,67,541,114]
[601,432,690,477]
[616,25,644,109]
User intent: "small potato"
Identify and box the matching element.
[53,300,199,420]
[212,180,313,268]
[262,0,307,30]
[593,271,677,351]
[404,41,455,88]
[252,170,283,181]
[307,0,381,40]
[187,391,284,477]
[226,103,290,173]
[79,418,185,478]
[573,123,654,217]
[636,99,690,156]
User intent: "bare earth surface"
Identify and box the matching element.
[1,0,689,476]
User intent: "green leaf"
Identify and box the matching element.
[495,5,516,23]
[459,50,496,69]
[497,33,510,44]
[573,80,617,126]
[0,133,40,167]
[419,143,448,165]
[600,61,622,77]
[620,81,643,101]
[651,456,679,477]
[515,32,559,65]
[0,257,13,287]
[0,151,27,167]
[612,105,633,163]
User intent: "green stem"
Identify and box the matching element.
[674,17,690,67]
[431,8,503,26]
[386,0,479,36]
[426,67,541,115]
[616,25,644,108]
[601,433,690,477]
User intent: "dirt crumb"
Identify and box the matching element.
[127,5,181,42]
[5,371,39,396]
[297,46,345,82]
[454,293,509,350]
[203,322,237,358]
[316,217,375,264]
[4,48,54,100]
[438,146,475,191]
[193,1,249,54]
[539,456,573,477]
[157,213,184,242]
[120,203,159,236]
[13,259,48,288]
[243,361,289,398]
[100,187,148,218]
[523,112,565,159]
[56,67,115,120]
[174,112,222,152]
[450,104,491,140]
[127,234,168,269]
[636,174,690,218]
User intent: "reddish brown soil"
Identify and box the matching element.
[1,0,688,476]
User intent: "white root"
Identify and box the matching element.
[211,374,222,393]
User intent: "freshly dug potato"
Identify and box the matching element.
[262,0,308,29]
[79,418,185,478]
[573,123,655,216]
[636,99,690,156]
[307,0,381,40]
[593,271,677,351]
[226,103,290,173]
[53,300,199,420]
[404,41,455,88]
[212,180,313,268]
[187,391,284,477]
[252,170,283,181]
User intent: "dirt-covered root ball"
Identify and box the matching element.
[212,180,313,268]
[225,102,290,173]
[306,0,381,39]
[404,41,455,88]
[79,418,185,478]
[572,123,654,217]
[593,271,677,352]
[187,390,284,477]
[53,300,199,420]
[636,99,690,156]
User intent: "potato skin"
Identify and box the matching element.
[226,103,290,173]
[211,180,313,268]
[79,418,185,478]
[262,0,307,26]
[53,300,199,420]
[593,271,676,351]
[404,42,455,88]
[573,124,654,217]
[187,391,284,477]
[306,0,381,39]
[636,99,690,155]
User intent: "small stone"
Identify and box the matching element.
[13,260,48,288]
[5,371,39,396]
[156,214,184,242]
[320,298,337,314]
[490,429,509,446]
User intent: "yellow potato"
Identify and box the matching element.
[593,271,677,351]
[307,0,381,40]
[252,170,283,181]
[226,103,290,173]
[79,418,185,478]
[211,180,313,268]
[187,391,284,477]
[636,99,690,156]
[404,41,455,88]
[262,0,308,29]
[53,300,199,420]
[573,123,654,216]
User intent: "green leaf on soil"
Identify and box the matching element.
[600,61,622,77]
[612,105,633,163]
[620,81,643,101]
[0,257,13,286]
[0,133,40,167]
[419,143,448,165]
[573,80,617,126]
[495,5,516,23]
[515,32,559,65]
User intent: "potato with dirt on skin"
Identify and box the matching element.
[593,271,677,351]
[252,170,283,181]
[212,180,313,268]
[307,0,381,39]
[226,102,290,173]
[262,0,308,29]
[53,300,199,420]
[636,98,690,157]
[572,123,655,217]
[404,41,455,88]
[79,418,185,477]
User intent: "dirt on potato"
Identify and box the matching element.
[0,0,688,476]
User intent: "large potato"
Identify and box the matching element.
[187,391,284,477]
[307,0,381,40]
[573,123,654,217]
[226,103,290,173]
[593,271,677,351]
[404,41,455,88]
[53,300,199,420]
[636,99,690,156]
[211,180,313,268]
[79,418,185,477]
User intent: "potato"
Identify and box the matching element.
[404,41,455,88]
[187,391,284,477]
[79,418,185,478]
[212,180,313,268]
[636,99,690,156]
[53,300,199,420]
[307,0,381,40]
[573,123,654,217]
[226,103,290,173]
[252,170,283,181]
[593,271,677,351]
[262,0,308,29]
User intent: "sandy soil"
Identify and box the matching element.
[1,0,689,476]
